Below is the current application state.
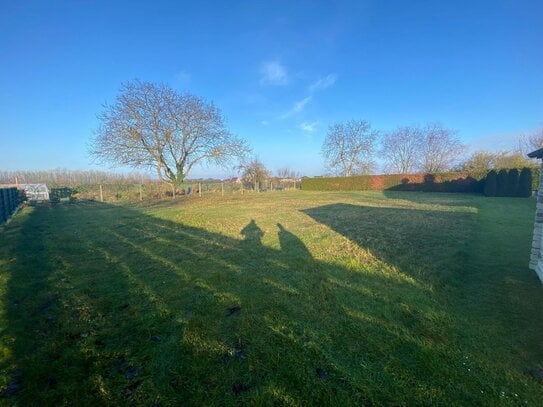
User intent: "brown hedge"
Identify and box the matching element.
[301,172,481,193]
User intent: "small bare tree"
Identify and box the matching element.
[240,158,270,191]
[517,129,543,155]
[419,123,464,173]
[321,119,378,176]
[381,126,423,174]
[90,80,249,187]
[276,167,300,179]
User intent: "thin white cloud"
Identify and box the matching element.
[280,96,312,118]
[261,120,269,126]
[277,73,337,120]
[308,74,337,93]
[299,121,318,133]
[260,60,288,85]
[293,96,311,112]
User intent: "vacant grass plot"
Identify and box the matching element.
[0,191,542,405]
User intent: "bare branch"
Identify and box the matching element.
[89,80,251,186]
[321,119,378,176]
[418,123,464,173]
[381,126,423,174]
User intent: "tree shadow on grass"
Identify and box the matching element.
[302,202,476,289]
[0,201,535,405]
[382,189,481,209]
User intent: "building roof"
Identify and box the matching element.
[528,147,543,159]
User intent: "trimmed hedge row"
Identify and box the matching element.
[301,172,480,193]
[302,167,540,196]
[484,168,532,197]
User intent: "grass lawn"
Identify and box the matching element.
[0,191,542,405]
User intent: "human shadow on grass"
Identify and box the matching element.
[277,223,312,261]
[240,219,264,245]
[0,201,521,405]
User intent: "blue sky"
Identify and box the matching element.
[1,0,542,178]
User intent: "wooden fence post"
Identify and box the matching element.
[99,184,103,202]
[199,183,202,197]
[139,184,143,201]
[221,182,224,197]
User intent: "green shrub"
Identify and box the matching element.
[518,168,533,197]
[506,169,519,197]
[484,170,497,196]
[50,187,77,201]
[301,175,394,191]
[496,169,508,196]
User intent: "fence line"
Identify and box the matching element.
[0,187,20,223]
[48,181,301,203]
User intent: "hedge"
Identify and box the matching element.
[301,172,481,193]
[0,187,20,223]
[496,169,508,197]
[484,170,497,196]
[518,168,532,197]
[506,169,519,197]
[483,167,535,198]
[301,167,542,195]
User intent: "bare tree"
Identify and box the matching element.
[517,129,543,155]
[240,158,270,190]
[419,123,464,173]
[321,119,378,176]
[90,80,249,187]
[276,167,300,179]
[381,126,423,174]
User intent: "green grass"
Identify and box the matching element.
[0,191,542,405]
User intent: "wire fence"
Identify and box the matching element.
[0,187,20,223]
[48,180,301,203]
